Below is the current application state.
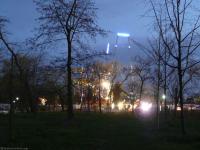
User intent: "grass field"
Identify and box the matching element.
[0,112,200,150]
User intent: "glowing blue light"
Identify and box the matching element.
[117,33,130,37]
[106,43,110,54]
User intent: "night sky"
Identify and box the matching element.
[0,0,152,64]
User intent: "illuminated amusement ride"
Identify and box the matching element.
[106,32,131,55]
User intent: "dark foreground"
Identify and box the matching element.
[0,112,200,150]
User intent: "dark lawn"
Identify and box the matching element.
[0,112,200,150]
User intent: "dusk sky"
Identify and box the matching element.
[0,0,152,63]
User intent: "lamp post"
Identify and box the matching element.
[162,94,167,114]
[13,97,20,113]
[98,73,101,113]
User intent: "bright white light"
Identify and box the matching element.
[101,80,110,90]
[114,44,118,48]
[177,106,181,111]
[118,102,124,110]
[162,94,166,99]
[13,100,16,103]
[117,33,130,37]
[128,45,131,49]
[140,101,152,112]
[40,98,47,106]
[16,97,19,101]
[101,80,111,100]
[111,103,115,109]
[106,43,110,54]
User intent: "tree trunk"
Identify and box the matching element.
[174,87,178,116]
[9,55,14,141]
[156,64,160,129]
[99,75,102,113]
[178,59,186,134]
[24,78,36,113]
[80,74,83,112]
[59,95,65,112]
[164,47,167,119]
[177,9,186,133]
[156,45,161,129]
[67,35,74,119]
[139,80,144,100]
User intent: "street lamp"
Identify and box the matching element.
[161,94,166,111]
[13,96,20,104]
[162,94,166,100]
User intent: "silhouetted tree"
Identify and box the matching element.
[150,0,200,134]
[35,0,105,119]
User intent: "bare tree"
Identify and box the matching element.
[131,56,152,100]
[35,0,104,119]
[92,62,107,113]
[150,0,200,134]
[0,16,38,113]
[148,36,163,129]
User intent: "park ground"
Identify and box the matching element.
[0,112,200,150]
